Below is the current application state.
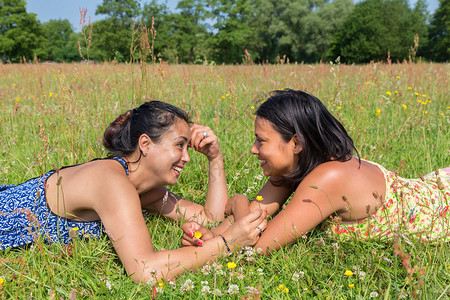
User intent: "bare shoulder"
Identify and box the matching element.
[303,159,358,188]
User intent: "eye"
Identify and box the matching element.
[255,138,263,143]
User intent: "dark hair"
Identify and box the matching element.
[256,89,360,188]
[103,101,190,157]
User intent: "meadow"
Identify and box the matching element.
[0,61,449,299]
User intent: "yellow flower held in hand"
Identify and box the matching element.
[256,195,264,201]
[344,270,353,276]
[227,262,237,269]
[194,231,202,239]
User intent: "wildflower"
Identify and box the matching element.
[245,286,259,294]
[375,109,381,117]
[337,106,342,110]
[158,282,164,288]
[332,242,339,250]
[283,287,289,293]
[226,93,229,97]
[344,270,353,276]
[403,104,407,109]
[213,288,222,296]
[221,96,225,99]
[386,91,391,96]
[256,195,263,201]
[104,279,112,290]
[255,174,263,180]
[423,110,428,114]
[201,265,211,275]
[408,87,412,90]
[422,94,426,97]
[201,286,211,294]
[227,262,237,269]
[415,92,419,96]
[395,91,398,94]
[16,96,21,102]
[257,268,264,276]
[228,284,239,294]
[348,284,355,288]
[370,291,379,297]
[360,106,365,110]
[277,284,285,291]
[396,76,400,79]
[49,92,53,97]
[0,277,4,285]
[251,106,255,109]
[72,227,79,231]
[194,231,202,239]
[365,82,369,85]
[358,271,367,279]
[180,279,194,292]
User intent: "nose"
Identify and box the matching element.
[182,147,190,163]
[250,141,259,155]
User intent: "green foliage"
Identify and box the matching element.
[329,0,429,63]
[0,0,44,62]
[38,19,79,62]
[427,0,450,61]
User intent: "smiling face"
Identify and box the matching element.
[144,118,191,186]
[251,117,300,177]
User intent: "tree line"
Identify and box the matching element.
[0,0,448,64]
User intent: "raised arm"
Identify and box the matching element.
[189,124,228,222]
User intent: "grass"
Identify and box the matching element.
[0,61,449,298]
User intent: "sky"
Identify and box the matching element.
[27,0,439,32]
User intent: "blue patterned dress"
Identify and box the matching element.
[0,157,129,250]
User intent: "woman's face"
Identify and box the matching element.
[251,117,299,177]
[146,119,191,186]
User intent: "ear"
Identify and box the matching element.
[292,134,303,154]
[138,134,153,155]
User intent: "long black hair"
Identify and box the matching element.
[256,89,360,188]
[103,101,190,157]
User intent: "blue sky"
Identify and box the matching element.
[27,0,439,31]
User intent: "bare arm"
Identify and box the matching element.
[97,175,267,282]
[254,170,347,253]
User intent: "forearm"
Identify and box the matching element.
[136,235,233,282]
[204,154,228,222]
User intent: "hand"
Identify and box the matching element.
[181,221,215,247]
[222,209,267,249]
[190,124,222,161]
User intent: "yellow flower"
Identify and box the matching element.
[348,284,355,288]
[337,106,342,110]
[403,104,407,109]
[408,87,412,90]
[16,96,21,102]
[360,106,365,110]
[394,91,398,94]
[221,96,226,99]
[72,227,79,231]
[256,195,264,201]
[422,94,426,97]
[226,93,229,97]
[194,231,202,239]
[386,91,391,96]
[423,110,428,114]
[227,262,237,269]
[375,109,381,116]
[396,76,400,79]
[277,284,284,291]
[251,106,255,109]
[283,287,289,293]
[0,277,4,285]
[158,282,164,287]
[415,92,419,96]
[365,82,369,85]
[344,270,353,276]
[49,92,53,97]
[440,112,444,116]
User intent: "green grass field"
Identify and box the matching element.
[0,62,449,299]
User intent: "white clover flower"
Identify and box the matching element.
[370,291,379,298]
[213,288,222,296]
[358,270,367,279]
[104,279,112,290]
[180,279,194,292]
[217,269,225,276]
[201,286,211,294]
[201,281,209,286]
[243,169,250,174]
[228,284,239,295]
[201,265,211,275]
[332,242,339,250]
[255,174,263,180]
[257,268,264,276]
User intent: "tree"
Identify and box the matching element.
[38,19,79,62]
[91,0,141,62]
[328,0,429,63]
[0,0,44,62]
[209,0,262,64]
[427,0,449,61]
[302,0,354,62]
